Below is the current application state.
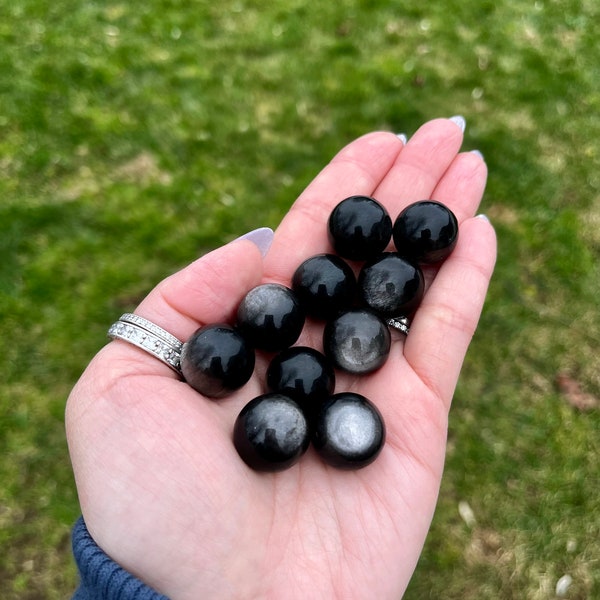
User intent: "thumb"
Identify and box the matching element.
[110,228,273,376]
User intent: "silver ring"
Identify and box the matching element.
[107,314,183,375]
[386,316,410,336]
[118,313,183,348]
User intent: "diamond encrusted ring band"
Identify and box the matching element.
[386,316,410,336]
[118,313,183,348]
[107,313,184,375]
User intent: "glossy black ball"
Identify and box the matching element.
[292,254,357,320]
[233,393,310,472]
[393,200,459,264]
[312,392,385,470]
[236,283,305,352]
[358,253,425,318]
[328,195,392,261]
[266,346,335,418]
[323,308,391,374]
[180,324,255,398]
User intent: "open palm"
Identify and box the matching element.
[66,118,496,599]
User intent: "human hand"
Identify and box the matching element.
[66,118,497,600]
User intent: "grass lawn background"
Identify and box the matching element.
[1,0,598,598]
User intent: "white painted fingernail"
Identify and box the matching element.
[449,115,466,132]
[235,227,274,257]
[470,149,485,161]
[396,133,407,145]
[476,213,490,223]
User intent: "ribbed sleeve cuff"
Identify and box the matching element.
[72,517,169,600]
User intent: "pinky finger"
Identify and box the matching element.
[404,215,497,409]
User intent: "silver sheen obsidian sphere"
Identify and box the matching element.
[181,324,255,399]
[233,393,310,472]
[312,392,386,469]
[327,195,392,261]
[236,283,305,352]
[292,253,357,320]
[393,200,459,264]
[358,253,425,318]
[266,346,335,422]
[323,308,391,374]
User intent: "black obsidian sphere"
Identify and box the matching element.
[180,324,255,398]
[358,253,425,318]
[323,308,391,374]
[393,200,459,264]
[292,254,357,320]
[328,196,393,261]
[236,283,305,352]
[233,393,310,472]
[312,392,385,469]
[266,346,335,417]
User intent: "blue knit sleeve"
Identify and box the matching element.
[72,517,170,600]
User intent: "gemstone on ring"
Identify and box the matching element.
[386,316,410,335]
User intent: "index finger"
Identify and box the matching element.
[264,130,403,282]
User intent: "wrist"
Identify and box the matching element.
[72,516,169,599]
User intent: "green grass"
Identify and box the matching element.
[1,0,599,598]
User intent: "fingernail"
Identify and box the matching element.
[396,133,407,145]
[470,149,485,161]
[449,115,466,132]
[235,227,274,257]
[476,213,490,223]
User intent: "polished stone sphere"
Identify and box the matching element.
[312,392,385,469]
[236,283,305,352]
[393,200,459,264]
[358,252,425,318]
[233,393,310,471]
[266,346,335,419]
[327,195,392,261]
[180,324,255,398]
[323,308,391,374]
[292,253,357,320]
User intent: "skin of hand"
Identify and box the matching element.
[66,118,497,600]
